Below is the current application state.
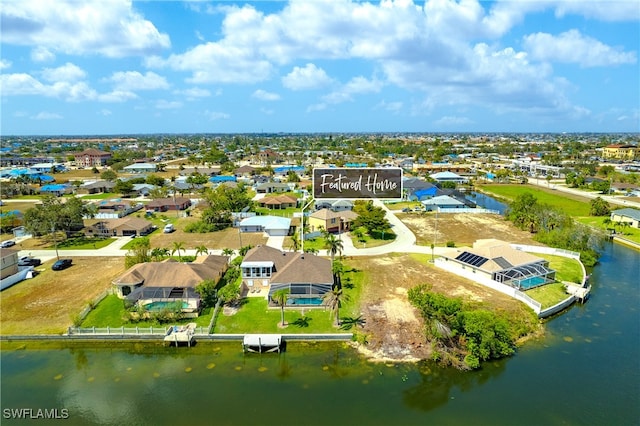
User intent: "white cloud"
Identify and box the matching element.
[160,41,273,84]
[41,63,86,82]
[376,100,403,113]
[433,115,474,126]
[252,89,280,101]
[97,91,138,103]
[30,46,55,62]
[106,71,169,91]
[1,0,170,57]
[32,111,62,120]
[155,100,182,109]
[552,0,640,22]
[99,109,112,116]
[205,110,230,120]
[0,73,46,96]
[0,59,12,70]
[523,29,637,67]
[282,63,333,90]
[174,87,212,99]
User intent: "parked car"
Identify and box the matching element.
[163,224,175,233]
[0,240,16,248]
[52,259,72,271]
[18,257,42,267]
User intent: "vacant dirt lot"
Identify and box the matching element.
[349,253,540,363]
[400,212,539,247]
[147,220,268,250]
[1,257,125,334]
[350,214,542,362]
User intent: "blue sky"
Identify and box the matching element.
[1,0,639,135]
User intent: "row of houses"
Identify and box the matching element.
[111,245,334,316]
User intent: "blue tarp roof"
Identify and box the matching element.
[414,187,438,199]
[40,184,69,191]
[274,166,305,173]
[210,175,237,182]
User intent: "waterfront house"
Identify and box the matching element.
[429,171,468,184]
[421,195,466,211]
[610,208,640,229]
[240,245,333,305]
[113,255,229,317]
[438,239,556,290]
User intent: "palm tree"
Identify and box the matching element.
[304,247,319,255]
[195,245,209,256]
[272,288,290,327]
[323,285,348,327]
[171,241,185,261]
[323,233,344,265]
[222,248,235,262]
[151,247,169,261]
[290,230,301,252]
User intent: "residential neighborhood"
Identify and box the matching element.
[1,132,639,368]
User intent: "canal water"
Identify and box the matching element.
[1,242,638,426]
[467,191,508,214]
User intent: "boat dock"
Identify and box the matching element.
[242,334,283,353]
[164,323,197,346]
[564,282,591,303]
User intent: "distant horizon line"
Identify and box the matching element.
[2,131,639,138]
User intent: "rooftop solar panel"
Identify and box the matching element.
[456,251,488,267]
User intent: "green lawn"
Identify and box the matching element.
[535,253,584,284]
[480,184,591,216]
[525,283,569,309]
[81,294,212,328]
[81,264,363,334]
[254,206,300,217]
[57,236,116,250]
[215,264,362,334]
[383,200,422,210]
[522,253,585,309]
[81,192,120,200]
[350,231,396,249]
[576,216,640,244]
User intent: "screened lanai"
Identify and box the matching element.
[268,282,333,306]
[493,262,556,290]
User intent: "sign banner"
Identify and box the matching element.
[312,167,403,199]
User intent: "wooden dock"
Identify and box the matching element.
[242,334,283,353]
[164,323,197,346]
[564,282,591,303]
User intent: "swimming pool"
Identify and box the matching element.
[288,298,323,306]
[517,276,547,290]
[144,301,189,311]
